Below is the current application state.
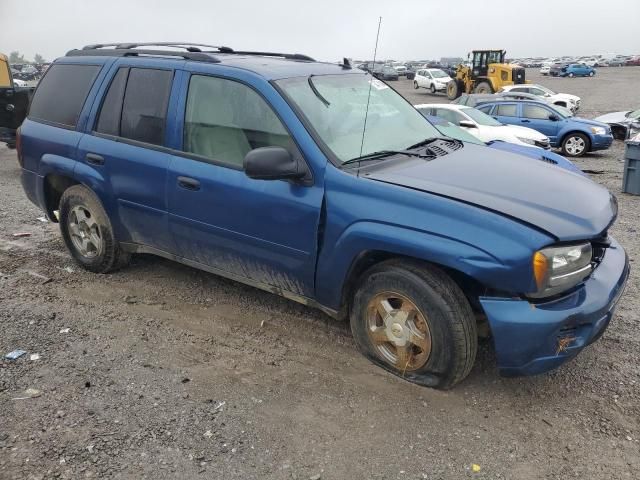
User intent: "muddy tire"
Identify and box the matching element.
[350,260,477,389]
[474,81,493,94]
[59,185,130,273]
[446,80,461,100]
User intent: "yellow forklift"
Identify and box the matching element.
[446,50,527,100]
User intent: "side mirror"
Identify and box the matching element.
[459,120,477,128]
[548,114,559,121]
[244,147,305,181]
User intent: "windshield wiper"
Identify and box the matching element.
[406,136,462,150]
[342,149,434,167]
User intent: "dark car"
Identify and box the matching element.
[14,42,629,389]
[549,63,569,77]
[372,65,399,81]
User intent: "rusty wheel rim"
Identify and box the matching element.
[366,292,432,372]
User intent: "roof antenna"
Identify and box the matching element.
[359,16,382,159]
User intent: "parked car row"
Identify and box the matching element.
[516,55,640,68]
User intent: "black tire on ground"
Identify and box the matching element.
[561,132,590,157]
[568,72,575,78]
[430,84,436,94]
[473,81,493,94]
[59,185,130,273]
[446,80,461,100]
[589,71,594,77]
[350,259,478,389]
[413,80,419,89]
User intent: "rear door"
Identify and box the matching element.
[167,73,323,297]
[491,102,519,125]
[77,65,177,252]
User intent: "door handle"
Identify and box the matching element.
[85,153,105,165]
[177,176,201,191]
[521,119,531,123]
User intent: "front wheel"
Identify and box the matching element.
[413,80,419,89]
[350,260,477,389]
[430,84,436,94]
[473,81,493,94]
[589,71,594,77]
[568,72,575,78]
[446,80,461,100]
[59,185,130,273]
[562,132,590,157]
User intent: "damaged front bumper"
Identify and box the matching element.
[480,236,629,377]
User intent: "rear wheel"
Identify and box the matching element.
[562,132,590,157]
[413,80,419,89]
[589,71,594,77]
[568,72,575,78]
[350,260,477,389]
[59,185,130,273]
[446,80,461,100]
[474,81,493,94]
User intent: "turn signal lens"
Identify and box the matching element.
[533,251,548,289]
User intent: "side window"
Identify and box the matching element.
[28,64,101,127]
[496,104,518,117]
[434,108,464,125]
[477,105,493,114]
[120,68,173,146]
[523,105,552,120]
[183,75,292,168]
[95,68,128,136]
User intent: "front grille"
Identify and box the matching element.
[512,67,526,84]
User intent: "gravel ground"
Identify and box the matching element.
[1,67,639,480]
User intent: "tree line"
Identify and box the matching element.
[8,51,46,64]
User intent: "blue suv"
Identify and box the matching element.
[476,100,613,157]
[17,43,629,388]
[561,63,596,77]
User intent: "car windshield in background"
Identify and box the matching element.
[277,74,441,163]
[423,115,484,145]
[628,109,640,119]
[462,107,502,126]
[430,70,448,78]
[537,85,556,95]
[551,104,573,118]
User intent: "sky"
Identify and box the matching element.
[1,0,638,63]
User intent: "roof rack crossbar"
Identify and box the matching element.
[73,43,315,62]
[66,48,220,63]
[81,42,234,53]
[229,51,315,61]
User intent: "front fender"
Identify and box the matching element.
[315,220,533,310]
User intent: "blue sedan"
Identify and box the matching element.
[476,100,613,157]
[561,63,596,77]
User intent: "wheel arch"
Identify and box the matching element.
[43,173,80,222]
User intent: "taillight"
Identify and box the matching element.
[15,127,23,167]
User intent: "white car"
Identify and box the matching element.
[413,68,451,94]
[499,84,581,113]
[12,77,27,87]
[539,63,551,75]
[393,65,408,76]
[414,103,550,148]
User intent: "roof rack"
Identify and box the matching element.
[66,43,315,63]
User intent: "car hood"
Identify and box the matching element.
[594,111,632,124]
[567,117,610,129]
[552,93,580,102]
[363,143,616,241]
[501,124,547,140]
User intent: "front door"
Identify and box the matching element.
[167,73,323,297]
[519,104,560,143]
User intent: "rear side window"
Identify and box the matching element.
[477,105,493,114]
[496,104,518,117]
[96,68,128,136]
[29,64,101,127]
[120,68,173,146]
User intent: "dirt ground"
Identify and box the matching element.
[1,67,639,480]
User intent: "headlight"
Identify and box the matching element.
[516,136,536,145]
[590,126,606,135]
[531,243,593,297]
